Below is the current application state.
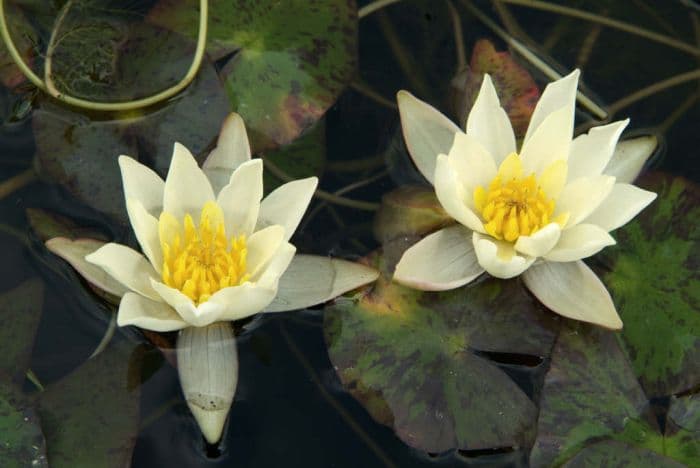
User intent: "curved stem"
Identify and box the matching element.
[263,158,380,211]
[89,309,117,359]
[608,69,700,115]
[447,0,467,71]
[498,0,700,56]
[0,0,208,111]
[358,0,403,19]
[0,168,36,200]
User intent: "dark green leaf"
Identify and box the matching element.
[373,186,452,243]
[148,0,357,151]
[0,279,44,383]
[324,253,558,452]
[0,2,38,88]
[37,339,143,468]
[601,173,700,396]
[562,440,684,468]
[0,379,47,467]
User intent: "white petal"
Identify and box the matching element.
[519,106,572,176]
[85,243,161,301]
[466,74,516,164]
[207,283,277,321]
[256,176,318,241]
[126,198,163,273]
[397,90,460,184]
[583,183,657,232]
[434,154,485,232]
[216,159,263,237]
[514,223,561,257]
[448,132,498,192]
[117,292,188,331]
[256,242,297,289]
[203,113,252,193]
[544,223,616,262]
[393,225,483,291]
[567,120,628,182]
[150,279,203,326]
[118,156,164,215]
[555,175,615,228]
[46,238,129,297]
[473,232,536,279]
[163,143,215,220]
[265,255,379,313]
[524,69,579,144]
[176,323,237,444]
[246,225,285,279]
[603,135,657,183]
[522,260,622,329]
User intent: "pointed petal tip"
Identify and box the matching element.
[188,404,229,445]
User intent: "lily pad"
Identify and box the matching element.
[37,338,143,468]
[0,279,45,383]
[373,185,452,243]
[147,0,357,151]
[26,208,108,243]
[323,252,558,453]
[0,380,48,467]
[0,2,37,89]
[449,39,539,138]
[562,440,684,468]
[601,172,700,396]
[530,321,700,467]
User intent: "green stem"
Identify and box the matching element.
[263,158,379,211]
[349,81,397,110]
[26,369,44,392]
[497,0,700,56]
[608,69,700,115]
[89,309,117,359]
[358,0,403,19]
[0,0,208,111]
[447,0,467,71]
[0,168,36,199]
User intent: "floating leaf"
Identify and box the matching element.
[0,2,37,89]
[148,0,357,150]
[324,253,558,453]
[601,173,700,396]
[530,321,700,467]
[26,208,108,243]
[0,279,44,383]
[373,186,451,243]
[37,339,143,468]
[562,440,684,468]
[450,39,539,137]
[0,379,47,467]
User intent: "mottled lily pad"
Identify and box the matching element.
[562,440,684,468]
[37,339,143,468]
[0,279,45,383]
[0,2,37,89]
[0,380,48,468]
[530,321,700,467]
[601,172,700,396]
[450,39,539,137]
[324,252,558,453]
[373,186,452,243]
[147,0,357,150]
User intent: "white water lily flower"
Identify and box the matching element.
[393,70,657,329]
[77,113,378,331]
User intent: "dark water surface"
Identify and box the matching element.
[1,0,699,466]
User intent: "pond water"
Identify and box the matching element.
[1,0,699,467]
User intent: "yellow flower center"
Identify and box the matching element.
[160,202,249,304]
[474,173,555,242]
[473,152,568,243]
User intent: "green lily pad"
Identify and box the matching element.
[562,440,684,468]
[530,321,700,467]
[449,39,540,138]
[0,379,48,468]
[37,338,143,468]
[0,279,45,383]
[147,0,357,151]
[323,252,559,453]
[373,186,452,243]
[601,172,700,396]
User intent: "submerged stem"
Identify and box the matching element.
[89,309,117,359]
[358,0,403,19]
[0,0,208,111]
[0,168,36,200]
[608,69,700,115]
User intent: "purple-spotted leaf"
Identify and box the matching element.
[147,0,357,151]
[324,252,558,453]
[600,172,700,396]
[450,39,539,138]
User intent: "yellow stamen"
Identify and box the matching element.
[474,154,564,242]
[159,201,248,304]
